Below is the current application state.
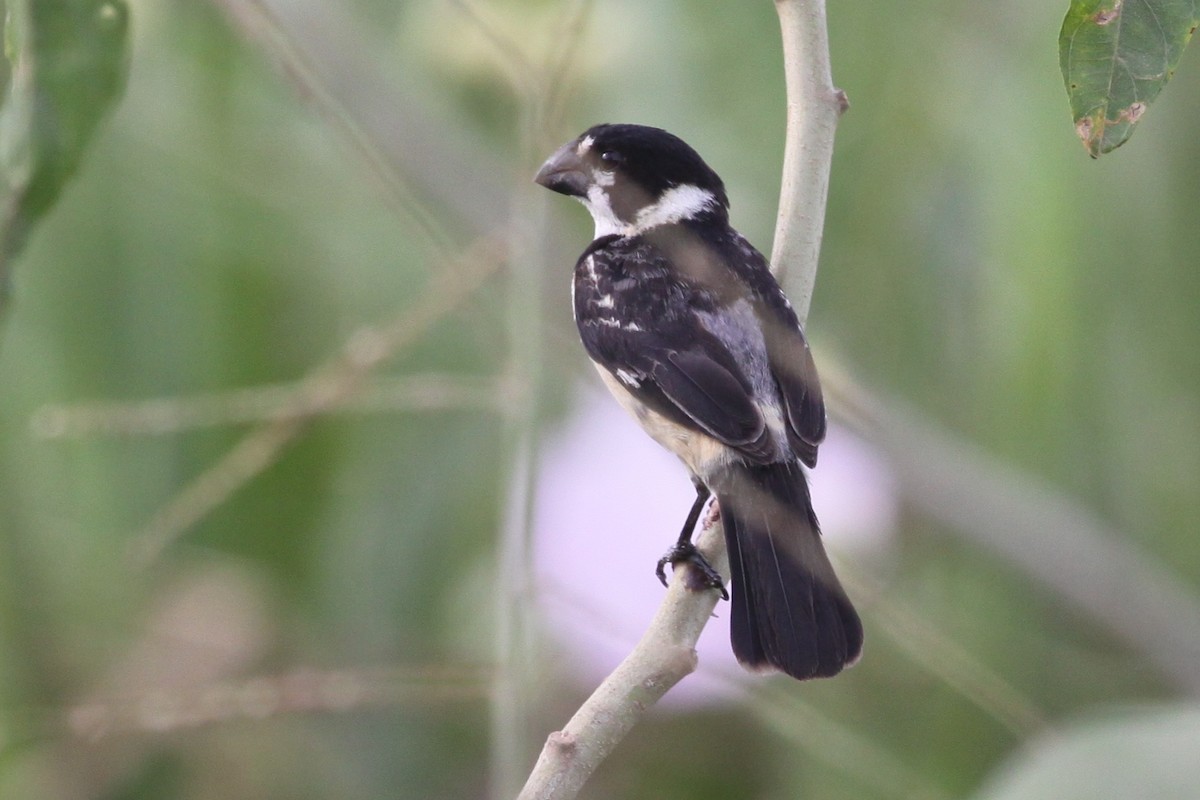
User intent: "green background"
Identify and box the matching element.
[2,1,1200,798]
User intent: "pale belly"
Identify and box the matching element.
[595,364,733,482]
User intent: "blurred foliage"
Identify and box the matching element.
[0,0,129,299]
[0,0,1199,798]
[1060,0,1199,156]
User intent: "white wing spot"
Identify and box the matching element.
[595,294,615,308]
[615,368,641,388]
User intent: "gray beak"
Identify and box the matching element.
[533,140,589,198]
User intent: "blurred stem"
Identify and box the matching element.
[209,0,457,259]
[30,374,520,438]
[490,180,546,800]
[490,47,557,800]
[540,0,593,133]
[0,474,69,715]
[861,575,1047,736]
[518,2,841,798]
[750,685,950,800]
[130,243,504,567]
[64,666,492,741]
[822,358,1200,695]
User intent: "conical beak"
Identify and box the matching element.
[533,140,589,198]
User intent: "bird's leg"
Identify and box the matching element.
[655,482,729,600]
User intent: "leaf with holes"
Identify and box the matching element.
[0,0,130,307]
[1060,0,1199,157]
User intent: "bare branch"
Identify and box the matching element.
[517,526,729,800]
[770,0,845,316]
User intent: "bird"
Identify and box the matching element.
[534,123,862,680]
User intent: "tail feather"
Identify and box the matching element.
[716,461,862,679]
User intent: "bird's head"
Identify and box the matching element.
[534,123,730,239]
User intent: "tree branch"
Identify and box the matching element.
[517,2,842,797]
[515,540,727,799]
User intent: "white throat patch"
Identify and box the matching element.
[579,185,625,239]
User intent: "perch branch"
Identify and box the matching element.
[517,2,844,797]
[516,532,727,799]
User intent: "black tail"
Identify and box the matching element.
[714,461,862,679]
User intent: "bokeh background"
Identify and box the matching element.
[3,1,1200,798]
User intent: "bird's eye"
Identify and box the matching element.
[600,150,623,164]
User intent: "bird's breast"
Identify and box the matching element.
[594,363,734,481]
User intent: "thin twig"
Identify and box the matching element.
[517,2,839,797]
[748,686,951,800]
[859,577,1047,736]
[129,240,505,568]
[216,0,514,240]
[209,0,456,258]
[540,0,594,135]
[448,0,538,97]
[30,374,518,439]
[65,664,491,742]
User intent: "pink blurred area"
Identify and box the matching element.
[533,384,897,705]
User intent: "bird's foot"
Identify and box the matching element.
[655,542,729,600]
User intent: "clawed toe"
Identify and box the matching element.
[655,542,729,600]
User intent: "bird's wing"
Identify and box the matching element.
[757,298,826,467]
[575,246,773,461]
[722,235,826,467]
[583,319,775,459]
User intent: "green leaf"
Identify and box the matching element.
[0,0,130,304]
[972,705,1200,800]
[1060,0,1199,157]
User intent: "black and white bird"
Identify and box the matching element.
[534,123,862,680]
